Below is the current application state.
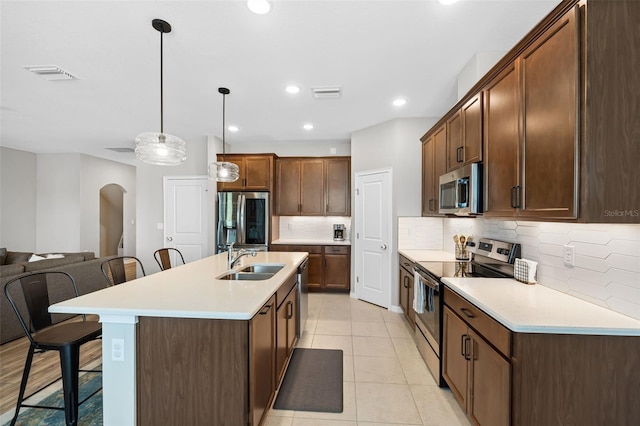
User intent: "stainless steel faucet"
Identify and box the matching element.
[227,242,257,269]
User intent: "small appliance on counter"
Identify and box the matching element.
[333,224,345,241]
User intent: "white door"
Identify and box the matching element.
[164,177,209,264]
[355,169,392,308]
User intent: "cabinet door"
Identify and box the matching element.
[244,156,272,190]
[286,289,298,354]
[276,159,301,215]
[442,307,469,410]
[300,160,325,215]
[446,111,463,172]
[469,330,510,426]
[520,7,578,219]
[462,93,483,165]
[276,288,298,385]
[216,155,246,191]
[250,295,276,426]
[483,62,521,217]
[399,266,415,327]
[324,247,350,291]
[422,137,435,216]
[307,252,324,291]
[325,158,350,216]
[433,126,447,213]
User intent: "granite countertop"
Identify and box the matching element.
[49,252,307,320]
[272,239,351,246]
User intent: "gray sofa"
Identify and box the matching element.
[0,249,110,344]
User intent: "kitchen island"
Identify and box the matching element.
[49,251,308,426]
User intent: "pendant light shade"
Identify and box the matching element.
[135,19,186,166]
[209,87,240,182]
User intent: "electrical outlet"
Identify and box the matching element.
[563,245,575,267]
[288,223,293,231]
[112,338,125,362]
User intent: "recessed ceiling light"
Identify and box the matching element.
[228,125,239,132]
[437,0,459,5]
[392,98,408,107]
[247,0,271,15]
[285,85,301,94]
[303,123,314,130]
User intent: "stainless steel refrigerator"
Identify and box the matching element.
[216,191,269,252]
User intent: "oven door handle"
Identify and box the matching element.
[414,270,439,290]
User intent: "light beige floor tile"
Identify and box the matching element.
[316,319,352,336]
[350,308,384,323]
[305,318,319,333]
[352,336,396,357]
[353,356,406,384]
[312,334,353,355]
[410,384,470,426]
[384,320,414,338]
[358,423,423,426]
[296,333,314,348]
[354,383,422,424]
[294,381,357,422]
[269,407,295,418]
[391,337,421,358]
[397,356,437,386]
[319,308,352,321]
[381,309,406,324]
[343,355,355,382]
[439,387,472,426]
[351,321,389,337]
[293,418,357,426]
[264,415,294,425]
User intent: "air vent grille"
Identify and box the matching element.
[22,65,77,81]
[311,86,342,99]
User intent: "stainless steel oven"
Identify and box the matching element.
[413,264,445,386]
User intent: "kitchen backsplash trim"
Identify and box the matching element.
[398,216,640,320]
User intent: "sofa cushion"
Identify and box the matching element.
[23,255,85,272]
[0,248,6,265]
[57,252,95,261]
[5,251,33,264]
[0,263,26,277]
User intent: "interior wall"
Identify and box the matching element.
[226,140,351,157]
[100,184,124,257]
[351,117,438,307]
[457,51,506,101]
[0,147,37,251]
[137,138,208,274]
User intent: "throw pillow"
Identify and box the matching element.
[6,251,33,264]
[28,254,46,262]
[0,248,6,265]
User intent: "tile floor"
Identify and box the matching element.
[265,293,471,426]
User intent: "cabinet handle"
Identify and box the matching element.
[460,307,475,319]
[403,276,409,288]
[457,146,464,163]
[259,304,272,315]
[428,198,434,212]
[287,301,294,319]
[298,203,301,213]
[510,185,522,209]
[464,336,472,360]
[461,334,468,358]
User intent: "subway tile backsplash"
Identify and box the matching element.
[399,217,640,320]
[397,217,443,250]
[278,216,351,241]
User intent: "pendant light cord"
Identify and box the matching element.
[222,91,226,161]
[160,29,164,134]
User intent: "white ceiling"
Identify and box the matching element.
[0,0,560,165]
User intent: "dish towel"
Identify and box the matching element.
[426,287,435,313]
[413,271,425,314]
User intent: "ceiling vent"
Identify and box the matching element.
[22,65,77,81]
[106,147,135,153]
[311,86,342,99]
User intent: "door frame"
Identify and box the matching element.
[354,167,393,308]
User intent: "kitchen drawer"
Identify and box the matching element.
[399,254,414,273]
[324,245,349,255]
[271,245,322,254]
[444,288,511,358]
[276,272,297,309]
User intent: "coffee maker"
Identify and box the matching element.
[333,224,345,241]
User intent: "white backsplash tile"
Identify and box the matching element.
[434,217,640,320]
[397,217,443,250]
[279,216,351,241]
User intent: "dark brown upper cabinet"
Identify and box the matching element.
[216,154,276,192]
[446,93,483,172]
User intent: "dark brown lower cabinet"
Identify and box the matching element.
[271,245,350,292]
[398,255,415,329]
[137,294,277,426]
[276,279,298,385]
[443,288,640,426]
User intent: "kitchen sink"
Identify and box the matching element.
[238,264,285,274]
[217,272,275,281]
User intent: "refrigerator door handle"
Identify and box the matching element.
[216,193,225,251]
[237,194,246,244]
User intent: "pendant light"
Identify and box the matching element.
[208,87,240,182]
[135,19,186,166]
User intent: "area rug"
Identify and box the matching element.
[273,348,343,413]
[2,370,102,426]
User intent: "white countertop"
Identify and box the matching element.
[49,252,307,320]
[398,249,457,262]
[272,239,351,246]
[443,277,640,336]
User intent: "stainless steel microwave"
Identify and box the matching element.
[438,163,482,216]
